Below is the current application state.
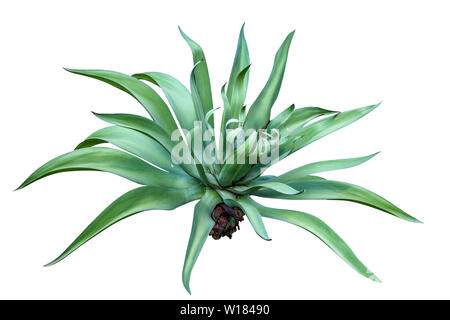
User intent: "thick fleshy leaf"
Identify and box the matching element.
[17,147,197,190]
[267,104,295,131]
[182,189,221,294]
[279,106,337,136]
[64,68,178,134]
[239,105,247,125]
[229,65,251,125]
[218,191,270,240]
[179,27,213,126]
[218,131,258,186]
[244,31,295,130]
[45,184,205,266]
[274,152,379,184]
[253,179,421,223]
[92,112,198,178]
[231,181,303,196]
[92,112,174,151]
[227,24,250,104]
[288,103,381,154]
[132,72,197,131]
[186,126,210,186]
[190,61,208,124]
[220,84,232,160]
[249,199,380,282]
[75,126,185,174]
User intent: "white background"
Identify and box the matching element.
[1,0,449,299]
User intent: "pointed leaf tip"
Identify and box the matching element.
[370,273,382,283]
[183,281,192,295]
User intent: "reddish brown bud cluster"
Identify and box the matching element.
[209,203,245,240]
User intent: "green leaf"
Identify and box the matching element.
[289,103,381,154]
[92,112,174,151]
[227,24,250,104]
[250,199,380,282]
[186,126,211,186]
[220,84,232,159]
[244,31,295,130]
[75,126,185,174]
[190,61,208,124]
[132,72,197,131]
[218,131,258,186]
[279,106,337,136]
[45,184,205,266]
[253,179,421,223]
[267,104,295,131]
[92,112,198,179]
[179,27,213,126]
[239,104,247,125]
[17,147,197,190]
[182,189,221,294]
[274,152,379,184]
[64,68,178,134]
[218,191,270,240]
[229,65,251,125]
[231,181,303,196]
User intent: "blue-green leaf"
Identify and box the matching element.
[274,152,379,184]
[75,126,185,174]
[267,104,295,131]
[231,181,303,196]
[289,103,381,154]
[182,189,221,294]
[92,112,198,179]
[17,147,197,190]
[227,24,250,104]
[244,31,295,130]
[250,199,380,282]
[229,65,251,124]
[179,27,213,126]
[64,68,178,134]
[219,191,270,240]
[253,179,421,223]
[132,72,197,131]
[279,106,337,136]
[45,184,205,266]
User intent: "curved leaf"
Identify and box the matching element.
[218,131,258,186]
[279,106,337,136]
[75,126,185,174]
[179,27,213,126]
[250,199,380,282]
[182,189,221,294]
[220,83,232,160]
[190,61,209,124]
[267,104,295,131]
[244,31,295,130]
[92,112,198,178]
[17,147,197,190]
[275,152,379,184]
[253,179,421,223]
[231,181,303,196]
[227,24,250,104]
[218,191,270,240]
[64,68,178,134]
[45,184,205,266]
[132,72,197,131]
[92,112,174,151]
[229,65,251,125]
[289,103,381,154]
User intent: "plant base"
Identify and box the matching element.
[209,203,244,239]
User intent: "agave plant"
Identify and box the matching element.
[18,25,420,294]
